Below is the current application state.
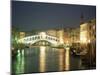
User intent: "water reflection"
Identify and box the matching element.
[65,47,70,70]
[39,46,46,72]
[12,46,83,74]
[59,49,64,71]
[16,49,24,74]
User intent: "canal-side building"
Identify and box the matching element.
[71,28,80,44]
[56,29,64,44]
[80,19,96,48]
[64,28,71,45]
[80,18,96,66]
[64,27,80,46]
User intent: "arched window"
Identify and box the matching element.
[56,39,58,42]
[37,36,40,39]
[50,37,52,40]
[32,37,34,40]
[46,36,47,39]
[34,37,36,40]
[35,36,37,40]
[29,38,31,41]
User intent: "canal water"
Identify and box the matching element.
[12,46,84,74]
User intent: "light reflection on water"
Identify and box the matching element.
[59,49,64,71]
[39,46,46,72]
[12,46,72,74]
[65,47,70,70]
[16,49,24,74]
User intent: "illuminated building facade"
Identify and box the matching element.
[19,32,25,39]
[80,19,96,47]
[80,23,89,44]
[80,19,96,66]
[57,29,64,44]
[64,27,80,46]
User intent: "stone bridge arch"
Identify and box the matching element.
[18,32,59,46]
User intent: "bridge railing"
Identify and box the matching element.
[18,34,60,46]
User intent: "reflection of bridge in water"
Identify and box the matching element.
[18,32,61,47]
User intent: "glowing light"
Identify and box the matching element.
[16,49,24,73]
[59,36,64,44]
[39,46,46,72]
[58,30,64,44]
[60,38,64,44]
[66,41,69,43]
[22,49,24,55]
[80,37,87,43]
[80,23,91,44]
[18,33,59,46]
[88,39,90,43]
[40,32,46,39]
[80,31,87,44]
[17,49,21,57]
[65,47,70,70]
[59,49,64,71]
[18,39,24,43]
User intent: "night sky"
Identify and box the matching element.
[12,1,96,31]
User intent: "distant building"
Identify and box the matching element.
[64,27,80,46]
[46,29,58,37]
[57,29,64,44]
[80,19,96,45]
[19,32,25,39]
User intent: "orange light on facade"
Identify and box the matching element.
[58,30,64,44]
[80,23,88,44]
[88,39,91,43]
[80,31,87,44]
